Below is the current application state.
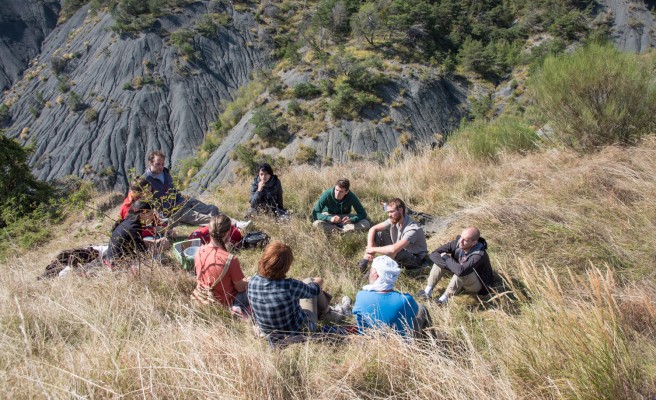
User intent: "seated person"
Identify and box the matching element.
[106,201,170,267]
[144,150,250,229]
[192,214,249,311]
[352,256,430,337]
[118,177,159,238]
[311,178,370,234]
[248,241,344,336]
[417,227,494,305]
[357,198,427,272]
[249,163,286,217]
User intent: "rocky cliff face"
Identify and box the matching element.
[2,1,269,189]
[191,76,467,191]
[0,0,60,92]
[602,0,656,53]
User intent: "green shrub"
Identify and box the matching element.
[529,44,656,151]
[295,145,317,164]
[329,82,380,119]
[287,100,302,115]
[293,82,322,99]
[449,114,539,160]
[84,108,98,123]
[0,103,10,126]
[251,107,288,144]
[68,92,84,112]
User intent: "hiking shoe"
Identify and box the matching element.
[357,259,369,274]
[235,220,252,230]
[415,290,431,300]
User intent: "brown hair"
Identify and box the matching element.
[335,178,350,191]
[209,214,232,250]
[129,177,150,194]
[148,150,166,163]
[387,198,406,215]
[258,241,293,280]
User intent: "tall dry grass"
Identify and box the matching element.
[1,138,656,398]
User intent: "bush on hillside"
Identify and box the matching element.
[529,44,656,151]
[449,114,539,160]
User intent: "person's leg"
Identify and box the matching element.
[343,218,371,233]
[413,304,432,337]
[444,273,483,297]
[300,278,319,330]
[427,265,450,288]
[313,220,339,234]
[375,230,393,246]
[171,198,217,226]
[393,249,423,269]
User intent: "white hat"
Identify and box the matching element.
[363,256,400,291]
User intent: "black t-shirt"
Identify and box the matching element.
[106,216,147,260]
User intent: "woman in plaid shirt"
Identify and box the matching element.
[248,241,330,335]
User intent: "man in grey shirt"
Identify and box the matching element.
[357,198,427,273]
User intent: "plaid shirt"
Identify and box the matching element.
[247,275,320,334]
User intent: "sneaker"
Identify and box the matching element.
[415,290,431,300]
[434,297,448,306]
[235,220,252,230]
[357,259,369,274]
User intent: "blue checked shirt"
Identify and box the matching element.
[247,275,320,335]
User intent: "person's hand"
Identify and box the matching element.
[330,215,341,223]
[342,216,351,224]
[257,179,265,192]
[365,246,375,256]
[441,252,449,257]
[312,277,323,287]
[364,253,374,262]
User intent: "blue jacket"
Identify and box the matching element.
[144,167,184,211]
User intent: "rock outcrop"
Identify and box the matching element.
[0,0,60,91]
[2,1,269,189]
[602,0,656,53]
[191,76,467,191]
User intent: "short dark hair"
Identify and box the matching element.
[128,200,152,215]
[335,178,350,191]
[258,163,274,176]
[387,198,406,215]
[258,241,293,280]
[148,150,166,163]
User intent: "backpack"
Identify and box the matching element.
[241,231,270,249]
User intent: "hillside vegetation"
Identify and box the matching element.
[1,8,656,399]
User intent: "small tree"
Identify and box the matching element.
[0,137,53,227]
[529,44,656,151]
[351,3,381,46]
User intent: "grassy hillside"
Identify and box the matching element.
[1,132,655,398]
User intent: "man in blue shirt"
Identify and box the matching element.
[352,256,430,337]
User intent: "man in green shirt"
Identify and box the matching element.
[311,178,370,234]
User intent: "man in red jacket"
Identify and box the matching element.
[417,227,494,305]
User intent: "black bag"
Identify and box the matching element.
[241,231,270,249]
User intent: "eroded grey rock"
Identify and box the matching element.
[0,0,60,91]
[3,1,269,190]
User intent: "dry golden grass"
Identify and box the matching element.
[1,138,656,398]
